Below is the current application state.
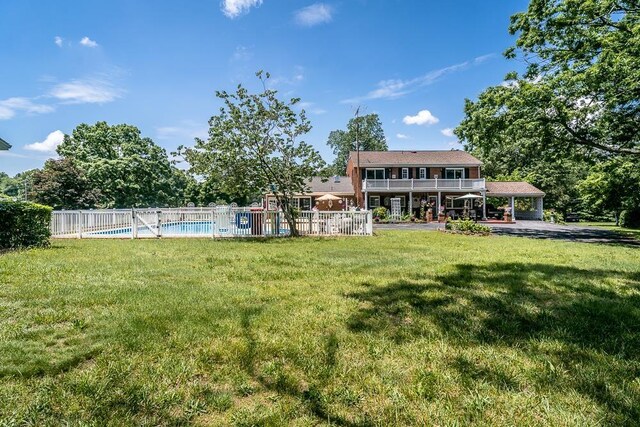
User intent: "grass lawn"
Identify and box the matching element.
[1,231,639,426]
[579,221,640,240]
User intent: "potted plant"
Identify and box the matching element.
[437,205,446,222]
[504,206,512,222]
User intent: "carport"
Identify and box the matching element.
[485,181,545,221]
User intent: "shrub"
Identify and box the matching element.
[445,219,491,235]
[543,209,564,223]
[372,206,388,220]
[620,208,640,229]
[0,200,52,250]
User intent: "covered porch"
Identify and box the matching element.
[484,182,545,221]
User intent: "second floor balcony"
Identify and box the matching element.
[362,178,486,192]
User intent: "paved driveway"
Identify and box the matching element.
[374,220,639,247]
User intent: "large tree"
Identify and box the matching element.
[456,0,640,215]
[57,122,180,208]
[29,158,101,210]
[177,71,326,237]
[327,113,387,175]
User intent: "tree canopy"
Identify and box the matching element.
[456,0,640,219]
[327,113,387,175]
[57,122,183,208]
[177,71,326,236]
[30,158,101,210]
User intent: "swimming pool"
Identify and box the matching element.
[88,220,288,237]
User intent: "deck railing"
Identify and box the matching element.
[362,178,485,191]
[50,208,373,238]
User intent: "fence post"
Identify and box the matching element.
[156,210,162,238]
[366,211,373,235]
[78,211,83,238]
[131,209,137,239]
[211,208,216,239]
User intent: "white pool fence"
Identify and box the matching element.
[50,207,373,238]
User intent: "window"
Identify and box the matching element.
[401,168,409,179]
[369,196,380,208]
[366,168,385,180]
[299,197,311,210]
[419,168,426,179]
[445,168,465,179]
[445,196,465,209]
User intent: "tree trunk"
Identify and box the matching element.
[274,194,299,237]
[283,205,299,237]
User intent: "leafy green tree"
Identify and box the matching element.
[456,0,640,217]
[57,122,179,208]
[29,158,101,210]
[579,158,640,225]
[0,172,19,198]
[177,71,326,236]
[327,113,387,175]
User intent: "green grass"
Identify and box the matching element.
[579,221,640,239]
[1,231,639,426]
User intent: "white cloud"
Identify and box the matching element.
[294,3,333,27]
[156,121,208,141]
[342,54,492,103]
[396,133,410,139]
[50,79,122,104]
[0,97,55,120]
[222,0,262,18]
[80,36,98,48]
[54,36,63,47]
[24,130,65,152]
[311,108,327,115]
[441,128,455,137]
[231,45,252,61]
[403,110,439,126]
[473,53,496,64]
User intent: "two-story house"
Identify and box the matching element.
[346,150,545,220]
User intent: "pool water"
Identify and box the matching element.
[89,221,287,237]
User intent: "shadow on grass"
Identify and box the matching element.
[238,306,367,426]
[491,226,640,247]
[345,262,640,424]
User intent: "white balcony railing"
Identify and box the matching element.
[362,178,485,191]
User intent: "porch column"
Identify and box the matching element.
[511,196,516,221]
[482,191,487,220]
[436,191,441,214]
[409,191,413,214]
[364,191,368,210]
[537,197,544,220]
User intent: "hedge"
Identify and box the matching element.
[0,200,52,250]
[620,208,640,229]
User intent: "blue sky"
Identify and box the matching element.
[0,0,529,176]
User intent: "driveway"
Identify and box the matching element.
[374,220,639,247]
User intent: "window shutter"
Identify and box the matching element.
[464,168,470,179]
[426,168,430,179]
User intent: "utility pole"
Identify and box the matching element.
[354,106,361,208]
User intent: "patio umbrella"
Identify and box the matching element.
[316,193,341,201]
[455,193,483,200]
